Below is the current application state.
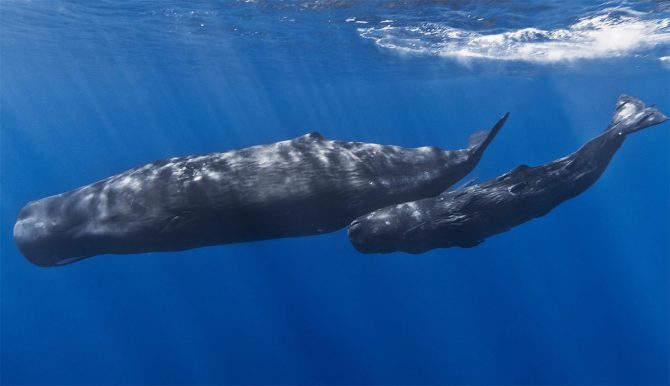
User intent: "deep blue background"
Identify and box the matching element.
[1,1,668,384]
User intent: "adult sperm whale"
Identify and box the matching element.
[348,95,667,254]
[14,114,508,266]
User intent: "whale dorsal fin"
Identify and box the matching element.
[300,131,325,141]
[511,164,530,174]
[497,164,530,181]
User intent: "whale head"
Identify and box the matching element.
[13,196,97,267]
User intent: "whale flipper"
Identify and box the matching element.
[609,95,668,135]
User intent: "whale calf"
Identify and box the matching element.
[348,95,667,254]
[14,115,508,266]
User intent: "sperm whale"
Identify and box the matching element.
[14,115,508,266]
[348,95,667,254]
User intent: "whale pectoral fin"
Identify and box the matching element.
[460,239,484,248]
[402,221,431,239]
[402,218,451,239]
[534,208,553,218]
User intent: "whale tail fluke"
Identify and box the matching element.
[608,95,668,136]
[468,112,509,157]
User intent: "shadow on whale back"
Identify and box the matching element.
[14,114,508,267]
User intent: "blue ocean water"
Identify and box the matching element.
[1,0,669,384]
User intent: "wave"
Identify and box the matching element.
[356,7,670,63]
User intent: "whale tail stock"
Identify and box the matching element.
[467,112,510,158]
[608,95,668,136]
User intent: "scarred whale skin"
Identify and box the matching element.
[14,115,507,266]
[348,95,667,254]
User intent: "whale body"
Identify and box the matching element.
[14,115,507,266]
[348,95,667,254]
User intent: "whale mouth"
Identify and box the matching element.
[13,221,70,267]
[14,222,94,267]
[52,256,89,267]
[14,213,104,267]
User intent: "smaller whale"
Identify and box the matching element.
[348,95,667,254]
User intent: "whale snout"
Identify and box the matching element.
[13,200,88,267]
[14,202,60,267]
[347,219,372,252]
[347,219,364,245]
[348,218,397,254]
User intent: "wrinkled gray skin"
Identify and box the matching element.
[14,114,508,266]
[349,95,667,254]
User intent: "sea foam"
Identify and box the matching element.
[357,7,670,64]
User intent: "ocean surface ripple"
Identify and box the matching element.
[355,1,670,64]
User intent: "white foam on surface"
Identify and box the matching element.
[660,55,670,68]
[358,8,670,63]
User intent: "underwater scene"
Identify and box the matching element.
[1,0,669,384]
